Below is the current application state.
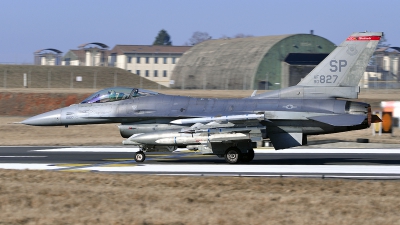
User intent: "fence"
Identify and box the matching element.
[0,65,164,90]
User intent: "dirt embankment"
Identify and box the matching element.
[0,92,89,117]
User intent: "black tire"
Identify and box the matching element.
[135,151,146,162]
[242,149,255,163]
[224,148,241,164]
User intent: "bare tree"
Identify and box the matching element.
[219,33,254,39]
[233,33,253,38]
[188,31,211,45]
[219,34,229,39]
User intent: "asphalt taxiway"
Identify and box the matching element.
[1,146,400,179]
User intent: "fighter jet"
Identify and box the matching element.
[21,32,383,164]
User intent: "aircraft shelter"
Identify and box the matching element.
[171,33,336,90]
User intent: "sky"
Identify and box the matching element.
[0,0,398,64]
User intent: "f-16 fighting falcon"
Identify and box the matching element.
[21,32,383,164]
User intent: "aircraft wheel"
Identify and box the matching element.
[224,148,241,164]
[135,151,146,162]
[242,149,255,163]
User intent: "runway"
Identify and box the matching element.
[1,146,400,179]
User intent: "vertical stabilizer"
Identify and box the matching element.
[298,32,382,87]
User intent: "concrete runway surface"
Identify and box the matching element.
[1,146,400,179]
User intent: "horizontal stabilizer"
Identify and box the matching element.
[308,114,366,126]
[269,132,303,150]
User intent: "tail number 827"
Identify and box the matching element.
[314,75,338,84]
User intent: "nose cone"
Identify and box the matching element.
[21,109,62,126]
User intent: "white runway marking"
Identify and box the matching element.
[32,147,189,153]
[85,164,400,174]
[3,147,400,177]
[0,163,59,170]
[0,156,47,158]
[32,147,140,152]
[31,147,400,154]
[1,163,400,175]
[258,148,400,154]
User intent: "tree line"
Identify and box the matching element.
[153,29,253,46]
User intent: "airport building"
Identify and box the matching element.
[55,44,190,87]
[363,47,400,88]
[61,43,110,66]
[34,49,63,65]
[108,45,191,87]
[171,33,336,90]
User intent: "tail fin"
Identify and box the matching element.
[298,32,382,87]
[251,32,383,99]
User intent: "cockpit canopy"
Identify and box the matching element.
[81,87,160,104]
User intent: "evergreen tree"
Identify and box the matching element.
[153,29,172,45]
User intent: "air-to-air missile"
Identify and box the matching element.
[170,114,264,124]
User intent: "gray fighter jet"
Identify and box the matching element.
[21,32,383,164]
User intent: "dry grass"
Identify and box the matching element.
[1,169,400,225]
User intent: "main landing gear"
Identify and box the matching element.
[224,148,254,164]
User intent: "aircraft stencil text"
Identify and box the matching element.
[329,60,347,72]
[313,75,338,84]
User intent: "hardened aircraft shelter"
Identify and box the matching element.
[171,33,336,90]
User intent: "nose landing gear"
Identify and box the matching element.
[134,151,146,162]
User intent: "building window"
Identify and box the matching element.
[145,70,149,77]
[146,57,149,64]
[154,57,158,64]
[136,70,140,75]
[163,57,167,64]
[128,56,132,63]
[136,57,140,63]
[127,70,131,72]
[172,57,176,64]
[163,70,167,77]
[154,70,158,77]
[110,53,117,66]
